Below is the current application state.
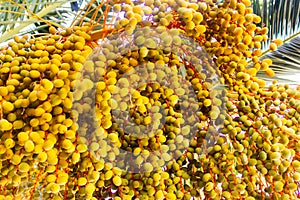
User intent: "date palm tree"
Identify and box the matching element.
[0,0,299,199]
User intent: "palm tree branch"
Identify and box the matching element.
[0,1,67,43]
[258,31,300,59]
[259,36,300,83]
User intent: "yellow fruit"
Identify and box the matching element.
[0,119,13,131]
[71,152,80,164]
[37,90,48,101]
[269,42,277,51]
[74,42,84,50]
[288,183,297,191]
[24,140,35,152]
[12,175,21,186]
[56,172,69,185]
[155,190,165,200]
[273,39,283,46]
[135,36,145,46]
[11,154,22,165]
[292,160,300,169]
[143,116,151,125]
[0,145,6,154]
[17,132,29,142]
[36,43,45,50]
[112,175,122,186]
[47,174,57,183]
[2,101,14,112]
[4,138,15,148]
[166,192,176,200]
[143,162,153,172]
[76,144,88,153]
[34,107,45,116]
[195,25,206,34]
[293,172,300,181]
[30,118,39,127]
[234,27,243,36]
[193,12,203,22]
[50,183,60,193]
[78,177,87,186]
[260,62,269,71]
[263,58,272,65]
[43,139,56,151]
[37,152,47,162]
[97,81,106,91]
[53,79,65,88]
[19,162,30,173]
[62,53,72,63]
[0,6,299,199]
[144,38,157,49]
[205,182,214,192]
[29,70,41,79]
[247,68,258,76]
[120,18,129,26]
[62,139,73,150]
[103,170,113,180]
[85,183,96,195]
[139,46,149,58]
[7,113,16,122]
[49,26,57,34]
[0,86,8,96]
[253,35,263,42]
[203,99,212,107]
[65,130,76,140]
[50,95,62,106]
[29,131,43,144]
[42,113,52,122]
[203,173,212,182]
[265,68,275,77]
[57,70,69,79]
[186,21,195,30]
[270,152,281,160]
[274,181,284,192]
[238,43,247,52]
[47,149,58,165]
[102,120,112,129]
[63,98,72,109]
[113,4,121,12]
[243,35,252,45]
[250,82,259,92]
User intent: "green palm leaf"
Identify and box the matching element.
[0,0,80,43]
[0,0,113,44]
[257,36,300,85]
[252,0,300,84]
